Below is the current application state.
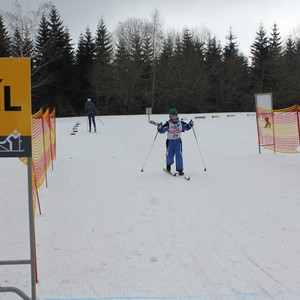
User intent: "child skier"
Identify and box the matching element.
[157,108,194,175]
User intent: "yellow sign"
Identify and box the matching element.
[0,58,32,157]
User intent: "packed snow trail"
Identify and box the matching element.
[1,114,300,300]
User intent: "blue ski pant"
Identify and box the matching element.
[88,114,96,131]
[166,138,183,171]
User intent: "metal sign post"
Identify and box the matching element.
[146,107,152,123]
[27,157,36,300]
[0,58,36,300]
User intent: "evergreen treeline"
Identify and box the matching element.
[1,5,300,116]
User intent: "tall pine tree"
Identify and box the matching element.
[75,27,96,113]
[278,36,298,106]
[250,23,271,93]
[141,35,154,107]
[46,6,77,116]
[129,31,145,112]
[11,23,34,57]
[95,18,113,64]
[269,22,282,59]
[113,37,131,113]
[222,28,250,111]
[205,35,223,111]
[268,22,283,107]
[156,34,175,111]
[0,16,11,57]
[178,28,201,112]
[93,18,114,114]
[32,13,52,111]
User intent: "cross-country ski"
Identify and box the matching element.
[163,168,190,181]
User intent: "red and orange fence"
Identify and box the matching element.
[256,104,300,153]
[21,108,56,214]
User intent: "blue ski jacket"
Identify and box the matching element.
[157,120,193,138]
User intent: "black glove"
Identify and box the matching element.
[157,122,163,131]
[189,119,194,127]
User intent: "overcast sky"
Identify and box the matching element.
[1,0,300,57]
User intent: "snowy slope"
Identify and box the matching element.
[1,113,300,300]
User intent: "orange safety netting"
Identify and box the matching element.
[256,105,300,153]
[20,108,56,214]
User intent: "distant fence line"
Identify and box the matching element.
[256,104,300,153]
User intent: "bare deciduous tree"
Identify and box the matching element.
[1,0,52,57]
[148,9,164,109]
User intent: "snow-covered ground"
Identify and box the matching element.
[1,113,300,300]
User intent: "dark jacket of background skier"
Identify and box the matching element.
[85,100,96,116]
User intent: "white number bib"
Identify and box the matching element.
[167,121,182,140]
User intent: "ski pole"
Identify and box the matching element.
[192,127,207,171]
[141,131,159,172]
[97,115,104,125]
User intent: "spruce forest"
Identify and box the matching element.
[1,4,300,116]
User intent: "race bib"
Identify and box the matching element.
[167,122,182,140]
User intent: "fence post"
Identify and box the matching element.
[34,177,42,216]
[48,110,54,171]
[271,110,276,153]
[296,105,300,148]
[41,111,48,187]
[51,108,56,160]
[255,106,261,154]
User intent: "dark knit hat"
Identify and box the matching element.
[169,108,178,117]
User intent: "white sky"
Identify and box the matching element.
[1,0,300,57]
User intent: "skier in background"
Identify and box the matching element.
[157,108,194,175]
[85,98,97,132]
